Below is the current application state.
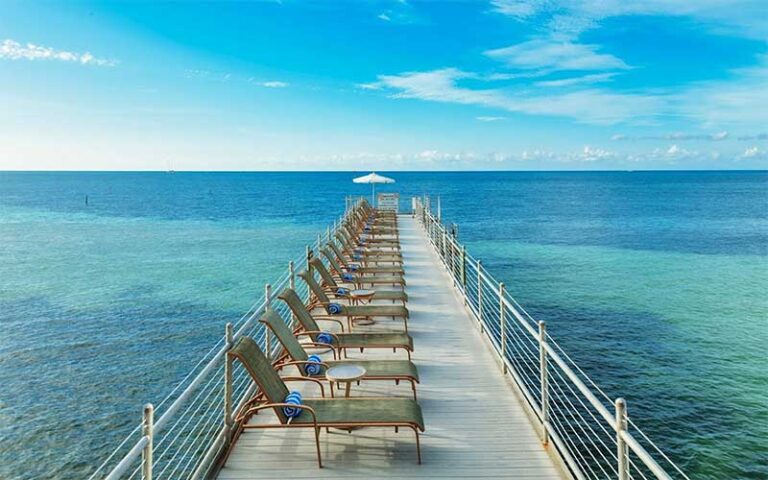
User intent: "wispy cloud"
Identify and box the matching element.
[0,39,116,66]
[369,68,661,124]
[257,81,289,88]
[612,131,730,141]
[378,13,391,21]
[535,72,617,87]
[737,133,768,141]
[476,116,507,122]
[489,1,768,40]
[485,38,628,71]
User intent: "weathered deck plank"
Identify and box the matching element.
[216,215,566,479]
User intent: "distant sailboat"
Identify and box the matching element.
[167,158,175,174]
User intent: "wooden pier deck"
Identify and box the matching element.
[216,214,567,479]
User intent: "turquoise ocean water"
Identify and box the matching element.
[0,171,766,479]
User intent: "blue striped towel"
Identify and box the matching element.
[348,264,359,272]
[305,354,323,375]
[336,287,350,296]
[352,254,363,261]
[326,303,343,314]
[341,273,355,282]
[317,331,334,345]
[283,391,303,418]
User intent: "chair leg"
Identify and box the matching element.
[414,429,422,464]
[411,380,417,401]
[314,426,323,468]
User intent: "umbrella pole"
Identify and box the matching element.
[371,184,375,206]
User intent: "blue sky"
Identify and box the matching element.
[1,0,767,171]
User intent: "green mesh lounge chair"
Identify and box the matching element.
[310,257,408,305]
[278,288,414,359]
[343,225,400,248]
[335,231,403,264]
[298,270,410,332]
[327,242,405,275]
[229,336,425,467]
[322,245,405,278]
[320,248,406,288]
[261,309,419,400]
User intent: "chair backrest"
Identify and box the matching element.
[228,336,290,423]
[327,242,350,268]
[278,288,320,332]
[260,309,308,363]
[310,257,339,289]
[298,270,331,305]
[320,247,345,275]
[335,231,353,250]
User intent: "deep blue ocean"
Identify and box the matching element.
[0,171,766,479]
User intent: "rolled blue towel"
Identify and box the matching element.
[326,303,343,314]
[348,264,359,272]
[316,331,334,345]
[352,254,363,261]
[354,247,365,254]
[364,226,372,232]
[336,287,350,296]
[283,391,303,418]
[304,354,323,375]
[341,273,355,282]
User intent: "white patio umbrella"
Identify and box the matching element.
[353,172,395,204]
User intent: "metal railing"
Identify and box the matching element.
[415,197,689,480]
[90,201,361,480]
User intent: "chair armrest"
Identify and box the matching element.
[295,331,342,349]
[237,402,318,426]
[283,376,326,397]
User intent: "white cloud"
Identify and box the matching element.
[535,72,617,87]
[489,1,768,40]
[476,116,507,122]
[370,68,660,124]
[378,13,391,21]
[743,146,764,158]
[485,38,628,71]
[611,131,730,141]
[258,81,289,88]
[0,39,116,66]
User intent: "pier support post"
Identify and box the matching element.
[224,323,234,444]
[265,284,272,360]
[616,398,629,480]
[499,282,507,374]
[477,260,483,333]
[538,321,549,445]
[142,403,154,480]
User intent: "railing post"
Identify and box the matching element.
[499,282,507,374]
[142,403,154,480]
[224,323,234,444]
[265,283,272,360]
[461,245,467,292]
[539,321,549,445]
[437,195,441,222]
[305,245,312,303]
[289,260,296,328]
[616,398,629,480]
[477,259,483,333]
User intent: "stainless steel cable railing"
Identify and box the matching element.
[90,204,356,480]
[415,197,689,480]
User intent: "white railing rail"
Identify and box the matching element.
[92,197,363,480]
[415,196,689,480]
